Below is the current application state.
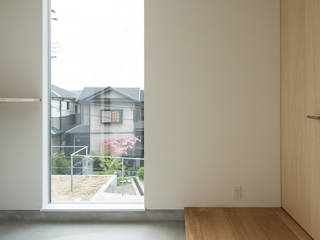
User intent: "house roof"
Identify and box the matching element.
[51,85,79,99]
[77,87,144,102]
[65,124,90,134]
[71,90,82,98]
[51,127,64,136]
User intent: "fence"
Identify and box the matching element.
[51,146,144,192]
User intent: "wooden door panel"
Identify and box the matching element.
[305,1,320,238]
[281,0,320,238]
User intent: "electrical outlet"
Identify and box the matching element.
[232,186,242,200]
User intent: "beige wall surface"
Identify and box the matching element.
[0,0,280,210]
[145,0,280,209]
[0,0,42,209]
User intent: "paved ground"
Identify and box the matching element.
[91,176,144,203]
[51,175,144,203]
[0,221,186,240]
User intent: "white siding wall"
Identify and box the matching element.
[51,100,76,118]
[90,102,134,133]
[60,101,75,117]
[96,91,124,99]
[81,104,90,125]
[89,101,135,154]
[51,100,60,118]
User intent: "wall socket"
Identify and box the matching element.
[232,186,242,200]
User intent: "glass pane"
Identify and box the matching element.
[50,0,144,204]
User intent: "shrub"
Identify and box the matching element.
[126,167,136,176]
[90,152,105,172]
[90,151,123,175]
[105,158,121,172]
[52,152,70,175]
[96,170,116,175]
[137,167,144,181]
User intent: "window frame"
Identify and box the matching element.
[100,109,123,124]
[43,0,144,210]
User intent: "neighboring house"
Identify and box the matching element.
[51,85,80,153]
[61,87,144,157]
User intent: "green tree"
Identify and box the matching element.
[52,152,70,175]
[137,167,144,181]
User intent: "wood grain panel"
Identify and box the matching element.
[185,208,312,240]
[281,0,320,239]
[305,2,320,239]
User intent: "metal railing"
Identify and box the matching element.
[51,146,89,192]
[51,146,143,192]
[70,146,88,192]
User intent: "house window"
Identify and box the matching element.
[112,111,120,122]
[101,110,122,123]
[66,102,70,110]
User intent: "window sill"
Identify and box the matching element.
[41,203,145,212]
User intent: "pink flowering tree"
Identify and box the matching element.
[102,136,140,157]
[91,136,140,174]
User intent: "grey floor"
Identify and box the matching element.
[0,221,185,240]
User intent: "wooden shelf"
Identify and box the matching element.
[0,98,41,103]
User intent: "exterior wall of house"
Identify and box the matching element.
[51,99,78,130]
[51,99,76,118]
[61,100,76,117]
[96,91,124,99]
[51,116,60,130]
[51,100,62,130]
[89,101,135,154]
[67,92,143,155]
[81,104,90,125]
[51,99,60,118]
[90,102,135,132]
[59,115,77,131]
[51,98,80,156]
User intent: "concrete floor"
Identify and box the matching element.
[0,221,186,240]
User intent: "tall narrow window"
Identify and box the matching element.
[49,0,144,205]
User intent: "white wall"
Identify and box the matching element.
[0,0,280,210]
[145,0,280,209]
[0,0,42,209]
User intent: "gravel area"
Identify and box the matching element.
[51,175,111,202]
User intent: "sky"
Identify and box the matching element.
[51,0,144,91]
